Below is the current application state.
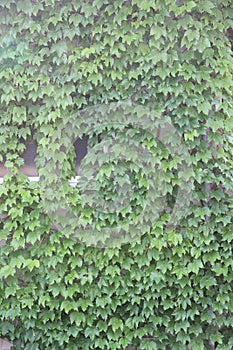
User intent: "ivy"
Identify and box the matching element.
[0,0,233,349]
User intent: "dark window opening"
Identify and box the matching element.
[0,137,88,177]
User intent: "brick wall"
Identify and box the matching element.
[0,339,12,350]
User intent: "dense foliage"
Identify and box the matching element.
[0,0,233,349]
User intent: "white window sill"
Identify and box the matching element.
[0,177,80,187]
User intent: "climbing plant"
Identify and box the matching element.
[0,0,233,349]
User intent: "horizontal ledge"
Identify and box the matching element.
[0,176,80,187]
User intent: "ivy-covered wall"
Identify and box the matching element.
[0,1,233,349]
